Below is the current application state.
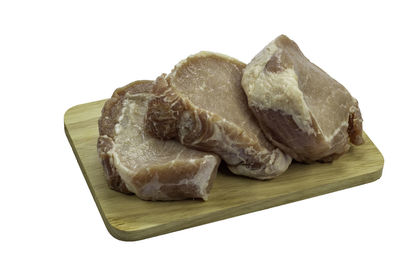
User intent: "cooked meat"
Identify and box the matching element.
[242,35,364,162]
[97,80,220,201]
[146,52,291,179]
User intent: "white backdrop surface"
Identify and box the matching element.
[0,1,398,266]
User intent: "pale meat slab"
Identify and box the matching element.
[146,52,291,179]
[242,35,363,162]
[97,80,220,201]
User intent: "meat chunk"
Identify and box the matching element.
[97,80,220,201]
[242,35,364,162]
[146,52,291,179]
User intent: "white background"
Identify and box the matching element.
[1,0,398,266]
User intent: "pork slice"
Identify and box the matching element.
[242,35,364,162]
[146,52,291,179]
[97,80,220,201]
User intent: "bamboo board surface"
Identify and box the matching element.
[64,100,384,241]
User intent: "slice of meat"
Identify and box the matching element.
[242,35,364,162]
[97,80,220,201]
[145,52,291,179]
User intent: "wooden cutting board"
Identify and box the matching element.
[64,100,384,241]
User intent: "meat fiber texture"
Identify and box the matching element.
[242,35,364,162]
[97,80,220,201]
[145,52,291,180]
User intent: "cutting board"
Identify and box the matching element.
[64,100,384,241]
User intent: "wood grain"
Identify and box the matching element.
[64,100,384,241]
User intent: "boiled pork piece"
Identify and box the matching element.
[97,80,220,201]
[146,52,291,179]
[242,35,364,162]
